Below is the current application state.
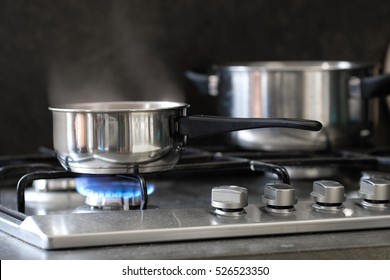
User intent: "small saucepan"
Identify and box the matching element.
[49,101,322,174]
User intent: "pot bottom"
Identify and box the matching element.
[55,150,182,174]
[59,163,178,174]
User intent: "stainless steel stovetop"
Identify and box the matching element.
[1,146,390,259]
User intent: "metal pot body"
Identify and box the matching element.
[214,61,373,150]
[50,102,188,174]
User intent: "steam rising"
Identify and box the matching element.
[48,1,184,106]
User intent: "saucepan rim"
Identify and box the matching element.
[49,101,189,113]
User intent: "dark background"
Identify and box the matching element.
[0,0,389,154]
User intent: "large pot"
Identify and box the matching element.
[49,101,321,174]
[187,61,390,150]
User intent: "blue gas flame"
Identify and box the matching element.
[75,177,155,198]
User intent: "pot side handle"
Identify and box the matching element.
[185,71,219,96]
[361,74,390,98]
[179,115,322,138]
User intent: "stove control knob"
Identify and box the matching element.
[211,186,248,209]
[311,180,346,204]
[262,183,297,213]
[311,180,345,211]
[358,178,390,209]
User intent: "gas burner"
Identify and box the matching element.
[75,177,155,210]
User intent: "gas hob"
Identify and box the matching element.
[1,146,390,257]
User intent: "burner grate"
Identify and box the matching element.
[0,147,389,221]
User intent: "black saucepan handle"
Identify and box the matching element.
[179,115,322,138]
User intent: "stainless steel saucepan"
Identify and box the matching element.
[49,101,322,174]
[187,61,390,151]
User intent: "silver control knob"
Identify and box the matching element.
[311,180,345,211]
[262,183,297,213]
[358,178,390,201]
[358,178,390,209]
[211,186,248,216]
[311,180,346,204]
